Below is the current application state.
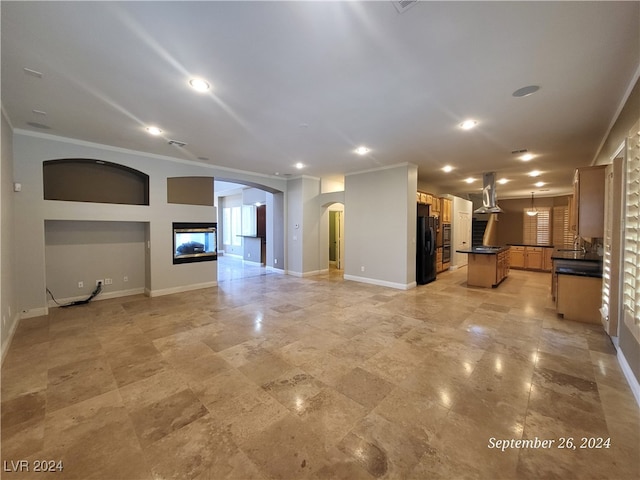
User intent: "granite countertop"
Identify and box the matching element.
[551,250,603,262]
[555,267,603,278]
[456,246,510,255]
[507,244,555,248]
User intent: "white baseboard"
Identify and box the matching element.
[243,259,263,266]
[266,266,285,274]
[20,307,48,319]
[148,281,217,297]
[617,347,640,407]
[343,274,416,290]
[47,287,145,308]
[1,312,21,365]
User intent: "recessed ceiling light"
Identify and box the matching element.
[459,119,478,130]
[189,78,210,92]
[355,146,370,155]
[464,177,476,184]
[295,162,304,169]
[498,178,509,184]
[529,170,541,177]
[520,153,535,161]
[146,126,162,136]
[535,181,545,187]
[442,165,454,173]
[513,85,540,97]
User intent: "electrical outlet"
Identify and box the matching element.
[123,276,129,283]
[96,279,104,286]
[78,281,84,289]
[247,253,251,258]
[274,258,278,264]
[361,266,365,272]
[104,278,113,285]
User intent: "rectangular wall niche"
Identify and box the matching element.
[173,222,217,264]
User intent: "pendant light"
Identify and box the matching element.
[526,192,538,216]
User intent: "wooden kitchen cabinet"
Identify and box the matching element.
[466,249,510,288]
[543,248,553,272]
[510,245,552,271]
[570,166,606,238]
[431,197,441,214]
[557,274,602,323]
[441,198,452,223]
[510,246,525,268]
[526,247,543,270]
[436,247,444,273]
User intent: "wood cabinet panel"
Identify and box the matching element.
[557,275,602,323]
[441,199,452,223]
[510,246,525,268]
[510,246,552,271]
[571,166,606,238]
[526,247,543,270]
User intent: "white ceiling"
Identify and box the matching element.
[2,1,639,199]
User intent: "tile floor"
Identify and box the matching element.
[1,265,639,479]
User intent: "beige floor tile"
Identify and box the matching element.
[1,262,637,480]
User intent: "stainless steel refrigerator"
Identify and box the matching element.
[417,216,437,285]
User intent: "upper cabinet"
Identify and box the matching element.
[441,198,452,223]
[570,166,606,238]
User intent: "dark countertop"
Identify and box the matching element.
[507,244,555,248]
[551,250,603,262]
[556,267,603,278]
[456,246,510,255]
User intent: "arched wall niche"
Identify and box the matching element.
[43,158,149,205]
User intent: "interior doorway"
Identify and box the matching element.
[327,203,345,272]
[215,180,284,283]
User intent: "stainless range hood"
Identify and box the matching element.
[474,172,503,214]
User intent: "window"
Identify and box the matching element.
[623,125,640,342]
[231,206,242,246]
[222,208,231,245]
[553,205,574,249]
[523,207,551,245]
[222,206,242,246]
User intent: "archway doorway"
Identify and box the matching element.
[215,179,284,283]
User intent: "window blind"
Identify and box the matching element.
[623,126,640,341]
[553,206,574,248]
[523,207,551,245]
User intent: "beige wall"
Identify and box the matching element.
[595,77,640,165]
[496,196,571,245]
[1,111,18,362]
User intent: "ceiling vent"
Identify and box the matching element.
[392,0,418,14]
[474,172,503,214]
[168,139,187,147]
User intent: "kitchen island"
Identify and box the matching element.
[456,246,510,288]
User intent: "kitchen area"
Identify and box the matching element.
[450,167,611,331]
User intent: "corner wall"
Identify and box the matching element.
[344,164,417,289]
[1,111,18,362]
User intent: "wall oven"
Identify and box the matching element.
[442,224,451,245]
[442,245,451,263]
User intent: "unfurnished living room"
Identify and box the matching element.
[1,2,639,479]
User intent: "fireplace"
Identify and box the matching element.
[173,222,217,264]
